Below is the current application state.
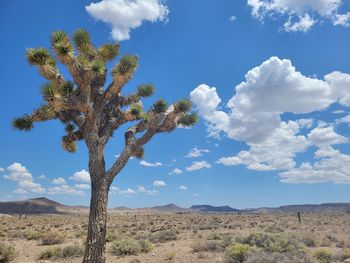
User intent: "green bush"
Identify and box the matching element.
[40,231,65,245]
[138,239,153,253]
[25,230,43,240]
[111,238,153,256]
[61,244,84,258]
[38,244,83,260]
[0,243,15,262]
[245,251,317,263]
[192,240,223,252]
[224,243,251,263]
[313,248,331,263]
[150,230,177,243]
[236,232,303,253]
[341,248,350,260]
[207,232,222,240]
[38,247,62,260]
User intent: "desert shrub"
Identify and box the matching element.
[138,239,153,253]
[207,232,222,240]
[25,230,42,240]
[61,244,84,258]
[7,230,24,239]
[111,237,153,256]
[301,235,317,247]
[222,234,234,248]
[0,243,15,263]
[165,251,176,260]
[112,238,141,256]
[40,231,65,245]
[236,232,303,253]
[245,251,317,263]
[341,248,350,260]
[192,240,223,252]
[38,244,83,259]
[313,248,331,263]
[37,247,62,260]
[150,230,177,243]
[223,243,251,263]
[106,230,119,242]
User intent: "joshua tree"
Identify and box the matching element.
[12,29,197,263]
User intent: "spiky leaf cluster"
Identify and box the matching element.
[112,55,138,78]
[51,31,74,64]
[12,116,33,131]
[137,84,155,98]
[174,99,192,113]
[26,48,58,79]
[130,104,143,118]
[73,29,93,55]
[152,99,168,113]
[179,113,199,127]
[133,147,144,159]
[98,44,119,61]
[91,60,106,76]
[41,83,60,100]
[60,81,74,96]
[62,136,77,153]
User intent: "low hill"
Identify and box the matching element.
[250,203,350,214]
[0,197,88,215]
[1,197,350,215]
[190,205,240,213]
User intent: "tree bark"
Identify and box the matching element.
[83,145,109,263]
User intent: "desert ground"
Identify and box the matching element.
[1,213,350,263]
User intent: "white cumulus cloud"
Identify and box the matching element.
[247,0,350,32]
[170,168,183,175]
[137,185,158,195]
[186,161,212,171]
[4,162,45,194]
[139,160,163,167]
[86,0,169,41]
[186,147,210,158]
[69,169,90,183]
[52,177,67,185]
[153,180,166,187]
[48,184,84,196]
[191,56,350,183]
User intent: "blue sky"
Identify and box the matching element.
[1,0,350,208]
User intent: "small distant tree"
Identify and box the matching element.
[12,29,197,263]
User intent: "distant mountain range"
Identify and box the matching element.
[0,197,350,215]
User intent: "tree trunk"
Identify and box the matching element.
[83,145,109,263]
[83,180,109,263]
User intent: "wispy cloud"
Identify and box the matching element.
[186,161,212,171]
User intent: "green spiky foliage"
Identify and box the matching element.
[91,60,106,76]
[13,29,198,263]
[41,83,60,100]
[179,113,199,127]
[26,48,58,79]
[98,44,120,61]
[133,147,144,159]
[60,81,75,96]
[112,55,138,78]
[137,84,155,98]
[65,123,75,133]
[152,99,168,113]
[174,99,192,113]
[130,104,143,118]
[12,116,33,131]
[73,29,93,56]
[62,136,77,153]
[51,31,74,64]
